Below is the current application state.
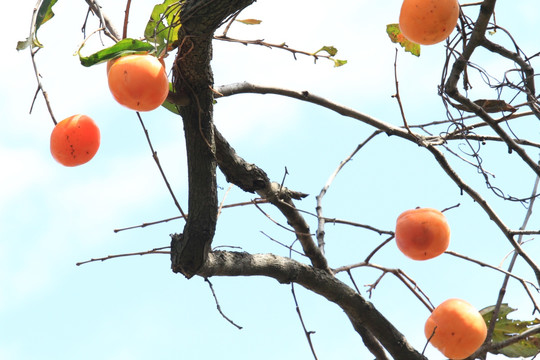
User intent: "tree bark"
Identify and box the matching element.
[199,251,427,360]
[170,0,255,277]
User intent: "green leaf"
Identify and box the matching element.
[144,0,182,54]
[79,38,156,67]
[481,304,540,358]
[386,23,421,57]
[333,59,348,67]
[162,83,180,114]
[36,0,58,30]
[314,45,338,57]
[17,0,59,50]
[236,19,262,25]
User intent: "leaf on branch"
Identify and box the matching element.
[453,99,517,113]
[474,99,517,113]
[312,46,347,67]
[481,304,540,358]
[236,19,262,25]
[79,38,156,67]
[145,0,182,55]
[314,45,338,57]
[386,23,420,57]
[16,0,58,50]
[332,59,348,67]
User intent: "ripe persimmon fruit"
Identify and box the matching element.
[395,207,450,260]
[107,54,169,111]
[399,0,460,45]
[50,114,100,167]
[425,298,487,359]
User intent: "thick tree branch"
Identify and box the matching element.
[170,0,255,278]
[214,126,331,272]
[199,251,427,360]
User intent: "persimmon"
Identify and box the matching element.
[50,114,100,167]
[395,207,450,260]
[107,54,169,112]
[399,0,460,45]
[425,298,487,359]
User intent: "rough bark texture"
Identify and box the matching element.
[170,0,255,277]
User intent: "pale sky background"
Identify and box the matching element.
[2,1,540,359]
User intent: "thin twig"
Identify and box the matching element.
[334,262,434,312]
[205,278,243,330]
[291,282,319,360]
[114,199,268,233]
[217,184,233,219]
[76,247,170,266]
[27,0,56,124]
[484,171,540,351]
[136,112,187,220]
[122,0,132,39]
[260,231,306,257]
[391,49,413,135]
[316,131,381,253]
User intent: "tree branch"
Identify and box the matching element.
[198,251,427,360]
[170,0,255,278]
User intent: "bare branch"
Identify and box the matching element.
[316,131,381,253]
[76,247,170,266]
[136,112,187,220]
[205,278,243,329]
[199,251,427,360]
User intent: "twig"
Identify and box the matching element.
[76,247,170,266]
[220,9,240,37]
[260,231,306,258]
[27,0,56,124]
[217,184,233,219]
[484,171,540,351]
[136,112,187,220]
[322,217,394,236]
[334,262,434,312]
[214,36,341,65]
[364,235,395,263]
[291,283,319,360]
[444,250,539,292]
[113,199,268,233]
[316,131,381,253]
[84,0,121,42]
[253,200,307,235]
[122,0,132,39]
[205,278,243,330]
[391,49,413,135]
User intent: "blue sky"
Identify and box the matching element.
[2,0,540,359]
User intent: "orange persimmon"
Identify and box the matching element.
[399,0,460,45]
[107,54,169,111]
[395,207,450,260]
[50,114,100,167]
[425,298,487,359]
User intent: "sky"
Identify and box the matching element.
[2,0,540,359]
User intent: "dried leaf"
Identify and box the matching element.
[236,19,262,25]
[473,99,517,113]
